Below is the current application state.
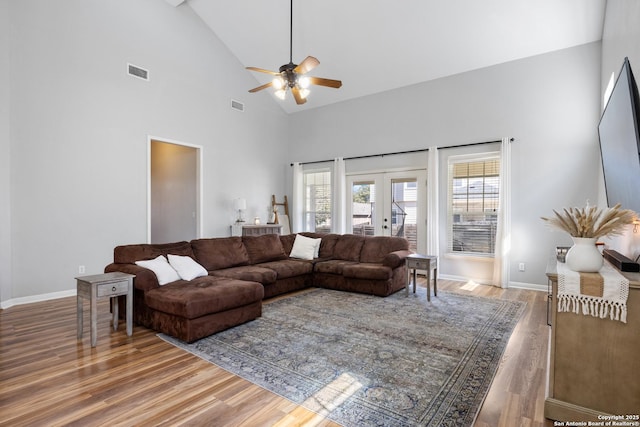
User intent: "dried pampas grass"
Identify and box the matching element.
[541,203,636,238]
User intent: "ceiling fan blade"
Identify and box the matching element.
[248,81,274,93]
[308,76,342,89]
[246,66,279,76]
[291,87,307,105]
[294,56,320,75]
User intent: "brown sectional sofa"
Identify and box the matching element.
[105,233,410,342]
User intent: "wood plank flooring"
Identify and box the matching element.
[0,280,554,427]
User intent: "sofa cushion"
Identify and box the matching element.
[332,234,365,261]
[257,259,314,279]
[301,232,340,258]
[114,241,193,264]
[135,255,181,285]
[243,234,287,264]
[342,263,393,281]
[360,236,410,263]
[191,237,249,271]
[314,259,358,275]
[210,265,277,284]
[145,276,263,319]
[279,234,297,256]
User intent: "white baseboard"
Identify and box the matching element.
[508,281,547,292]
[1,288,76,309]
[437,274,493,285]
[436,274,547,292]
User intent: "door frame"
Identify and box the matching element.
[346,168,427,254]
[147,135,203,244]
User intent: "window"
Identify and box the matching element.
[303,169,332,233]
[448,155,500,256]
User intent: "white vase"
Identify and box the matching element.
[565,237,603,273]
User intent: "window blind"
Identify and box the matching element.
[448,156,500,255]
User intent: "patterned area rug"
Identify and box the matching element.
[160,287,525,426]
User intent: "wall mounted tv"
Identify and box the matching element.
[598,57,640,215]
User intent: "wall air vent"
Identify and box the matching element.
[231,100,245,112]
[127,63,149,81]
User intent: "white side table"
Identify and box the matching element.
[76,272,135,347]
[406,254,438,301]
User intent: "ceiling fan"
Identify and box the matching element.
[246,0,342,105]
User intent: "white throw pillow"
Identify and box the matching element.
[290,234,322,260]
[135,255,181,285]
[168,254,208,281]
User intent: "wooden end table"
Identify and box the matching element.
[406,254,438,301]
[76,272,135,347]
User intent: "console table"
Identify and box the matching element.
[406,254,438,301]
[76,272,135,347]
[545,260,640,421]
[231,223,283,236]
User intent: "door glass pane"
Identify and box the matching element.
[391,178,417,252]
[351,181,376,236]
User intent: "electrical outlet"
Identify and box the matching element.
[518,263,525,272]
[79,265,85,274]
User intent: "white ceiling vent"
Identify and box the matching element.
[231,99,245,112]
[127,63,149,81]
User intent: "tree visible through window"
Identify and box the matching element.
[448,157,500,255]
[303,170,332,233]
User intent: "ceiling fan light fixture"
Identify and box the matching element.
[298,75,310,89]
[272,76,285,89]
[275,88,286,100]
[299,88,310,99]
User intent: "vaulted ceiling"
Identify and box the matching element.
[173,0,606,113]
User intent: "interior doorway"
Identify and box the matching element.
[347,170,426,253]
[148,138,202,244]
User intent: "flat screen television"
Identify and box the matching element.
[598,57,640,215]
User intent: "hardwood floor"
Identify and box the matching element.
[0,280,554,427]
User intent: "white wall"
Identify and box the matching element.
[598,0,640,259]
[288,43,603,286]
[601,1,640,95]
[0,0,11,303]
[4,0,288,304]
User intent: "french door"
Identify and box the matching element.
[347,170,426,253]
